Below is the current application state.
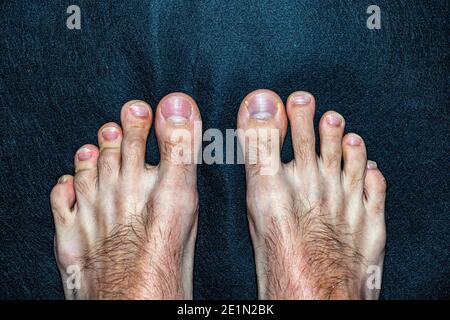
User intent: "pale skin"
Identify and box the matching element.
[50,90,386,300]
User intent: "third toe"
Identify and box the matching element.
[73,144,99,202]
[97,123,122,182]
[319,111,345,173]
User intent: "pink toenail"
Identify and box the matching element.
[130,104,149,117]
[102,127,119,141]
[291,94,311,106]
[367,160,378,170]
[326,114,342,126]
[247,93,278,120]
[77,148,92,161]
[348,136,362,146]
[161,96,192,125]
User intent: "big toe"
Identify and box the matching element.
[155,92,202,188]
[237,89,287,177]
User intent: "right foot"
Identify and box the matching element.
[50,93,201,299]
[238,90,387,300]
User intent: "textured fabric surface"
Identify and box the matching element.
[0,0,449,299]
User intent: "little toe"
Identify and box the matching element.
[50,175,76,227]
[364,161,387,216]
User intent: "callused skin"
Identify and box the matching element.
[238,90,386,300]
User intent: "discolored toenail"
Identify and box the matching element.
[247,93,278,120]
[161,95,192,125]
[348,136,362,146]
[58,175,69,184]
[367,160,378,170]
[130,104,149,117]
[77,148,92,161]
[102,127,120,141]
[326,114,342,126]
[290,93,311,106]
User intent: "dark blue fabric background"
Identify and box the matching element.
[0,0,449,299]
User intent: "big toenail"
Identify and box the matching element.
[102,127,119,141]
[326,114,342,126]
[130,104,149,117]
[161,96,192,125]
[348,136,362,146]
[247,93,278,120]
[77,148,92,161]
[291,94,311,106]
[367,160,378,170]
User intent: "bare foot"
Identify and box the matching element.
[237,90,387,300]
[50,93,201,299]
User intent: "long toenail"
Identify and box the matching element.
[130,104,149,117]
[77,148,92,161]
[367,160,378,170]
[326,114,342,126]
[291,93,311,106]
[348,136,362,146]
[58,175,69,184]
[247,93,278,120]
[102,127,119,141]
[161,96,192,125]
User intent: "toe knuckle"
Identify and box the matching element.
[52,210,68,225]
[98,153,116,174]
[126,136,146,151]
[349,175,364,189]
[50,185,64,202]
[74,175,94,194]
[324,153,340,169]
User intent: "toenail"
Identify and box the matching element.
[367,160,378,170]
[58,175,69,184]
[161,95,192,125]
[77,148,92,161]
[348,136,362,146]
[291,93,311,106]
[247,93,278,120]
[102,127,120,141]
[130,104,149,117]
[326,114,342,126]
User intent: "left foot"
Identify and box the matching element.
[50,93,201,299]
